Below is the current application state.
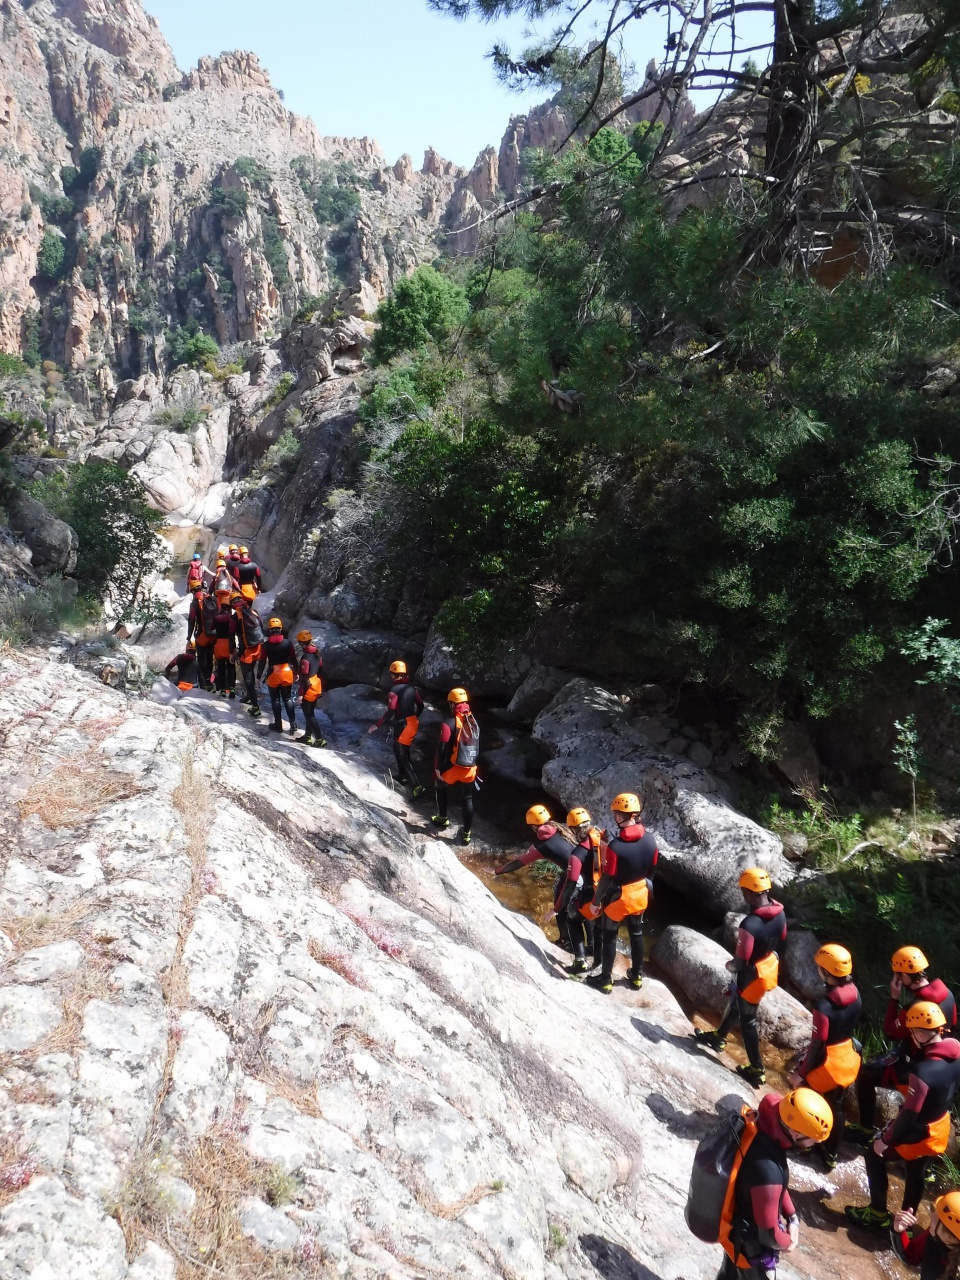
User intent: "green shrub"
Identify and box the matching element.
[264,372,295,411]
[22,312,41,368]
[0,353,28,378]
[371,266,469,363]
[162,82,182,101]
[0,579,78,646]
[166,325,220,369]
[234,156,271,190]
[210,186,249,220]
[152,400,209,433]
[261,213,291,289]
[37,230,67,281]
[128,146,160,174]
[251,428,301,487]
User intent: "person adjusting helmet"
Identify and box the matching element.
[565,805,604,975]
[262,618,298,735]
[849,945,956,1146]
[432,688,479,846]
[890,1191,960,1278]
[496,806,588,967]
[164,641,200,691]
[368,658,424,797]
[295,629,326,748]
[585,792,657,995]
[846,999,960,1232]
[712,1088,830,1280]
[695,865,786,1087]
[788,943,861,1170]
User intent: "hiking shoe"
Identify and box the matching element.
[844,1205,892,1231]
[585,974,614,995]
[217,689,227,699]
[625,968,643,990]
[228,690,236,700]
[568,959,588,977]
[268,724,282,733]
[694,1029,726,1052]
[310,737,327,748]
[736,1064,766,1087]
[457,829,472,847]
[296,734,312,743]
[819,1150,838,1172]
[247,707,262,718]
[430,815,450,829]
[844,1122,876,1147]
[411,785,426,800]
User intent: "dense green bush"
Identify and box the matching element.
[371,266,469,363]
[166,324,220,369]
[210,186,249,220]
[233,156,271,190]
[0,579,79,646]
[36,230,66,281]
[261,213,291,289]
[0,353,28,377]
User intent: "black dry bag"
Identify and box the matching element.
[685,1109,747,1244]
[454,710,481,768]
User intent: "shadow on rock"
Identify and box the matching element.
[645,1090,743,1140]
[502,928,570,980]
[580,1234,664,1280]
[631,1015,705,1058]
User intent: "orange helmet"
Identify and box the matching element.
[905,1001,946,1030]
[297,630,313,643]
[739,867,772,894]
[567,807,591,826]
[526,804,551,826]
[390,660,408,675]
[935,1192,960,1242]
[779,1088,833,1143]
[448,687,468,704]
[892,946,928,974]
[815,943,852,978]
[239,546,249,555]
[229,544,238,552]
[268,617,283,632]
[611,793,642,814]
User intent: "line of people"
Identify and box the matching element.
[494,796,960,1278]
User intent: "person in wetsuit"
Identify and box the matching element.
[891,1193,960,1279]
[296,630,326,747]
[718,1088,833,1280]
[263,618,298,735]
[164,641,199,690]
[695,866,787,1088]
[496,805,587,964]
[849,945,956,1144]
[788,943,862,1170]
[431,687,478,847]
[186,585,214,690]
[236,547,263,600]
[566,806,603,977]
[212,597,237,697]
[226,544,242,579]
[368,659,424,796]
[583,792,658,995]
[231,593,264,710]
[846,1002,960,1230]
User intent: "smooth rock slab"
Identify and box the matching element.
[0,1177,126,1280]
[239,1197,299,1251]
[0,985,61,1051]
[12,939,85,984]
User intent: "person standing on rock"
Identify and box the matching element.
[567,806,604,974]
[186,552,205,594]
[188,585,216,691]
[232,592,265,712]
[496,805,586,969]
[890,1192,960,1278]
[296,630,326,747]
[164,640,200,691]
[694,867,786,1087]
[227,543,242,577]
[212,595,238,698]
[236,546,263,601]
[368,660,425,797]
[263,618,298,735]
[431,687,479,847]
[845,1002,960,1231]
[848,945,956,1145]
[583,792,658,994]
[715,1088,833,1280]
[787,943,862,1171]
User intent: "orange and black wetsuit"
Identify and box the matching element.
[716,901,787,1074]
[374,678,424,787]
[866,1037,960,1215]
[236,557,263,600]
[592,823,658,985]
[164,651,199,690]
[892,1224,958,1278]
[719,1093,797,1280]
[189,594,215,688]
[857,977,957,1130]
[212,606,237,693]
[434,711,477,837]
[496,824,584,956]
[234,604,264,704]
[795,979,862,1160]
[264,633,297,731]
[298,643,324,742]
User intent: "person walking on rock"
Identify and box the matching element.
[584,792,657,994]
[496,806,587,971]
[232,592,265,712]
[236,546,263,601]
[788,943,862,1170]
[189,586,216,690]
[695,867,786,1087]
[164,640,200,691]
[845,1001,960,1231]
[296,630,326,747]
[890,1192,960,1278]
[848,945,956,1145]
[368,660,425,797]
[263,618,298,735]
[212,595,237,698]
[431,687,479,847]
[716,1088,833,1280]
[567,806,604,975]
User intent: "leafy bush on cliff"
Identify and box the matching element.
[371,266,469,363]
[166,324,220,369]
[36,231,66,282]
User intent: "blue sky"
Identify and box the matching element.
[143,0,771,168]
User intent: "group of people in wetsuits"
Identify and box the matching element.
[166,555,482,843]
[496,794,960,1280]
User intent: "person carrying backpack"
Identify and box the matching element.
[688,1088,833,1280]
[891,1193,960,1279]
[232,592,265,711]
[695,867,787,1087]
[189,586,216,690]
[212,597,237,697]
[296,630,326,747]
[431,687,479,847]
[368,659,425,796]
[164,641,199,691]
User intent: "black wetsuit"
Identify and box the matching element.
[187,595,214,687]
[234,605,264,704]
[265,634,298,730]
[719,1094,796,1280]
[298,644,324,743]
[164,652,199,688]
[716,901,787,1072]
[892,1225,957,1279]
[497,827,584,956]
[593,823,658,983]
[569,830,603,968]
[212,608,236,692]
[374,679,424,787]
[237,559,262,594]
[434,712,476,837]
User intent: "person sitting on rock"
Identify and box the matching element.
[695,867,786,1088]
[368,659,424,797]
[848,946,956,1145]
[566,806,604,976]
[717,1088,833,1280]
[845,1001,960,1231]
[787,943,862,1171]
[164,640,199,691]
[583,792,658,994]
[296,630,326,747]
[236,546,263,600]
[431,688,479,847]
[263,617,298,735]
[890,1192,960,1278]
[496,805,586,969]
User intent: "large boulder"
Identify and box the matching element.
[304,619,423,686]
[8,494,77,575]
[501,663,573,725]
[416,622,532,698]
[533,679,791,918]
[651,925,811,1050]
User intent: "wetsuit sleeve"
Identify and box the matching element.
[374,691,399,730]
[888,1073,930,1146]
[255,567,262,590]
[164,657,178,677]
[797,1006,830,1077]
[884,998,908,1039]
[186,604,197,642]
[495,847,542,876]
[435,721,454,775]
[730,925,756,974]
[749,1184,793,1250]
[414,690,423,715]
[298,657,310,696]
[554,855,583,912]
